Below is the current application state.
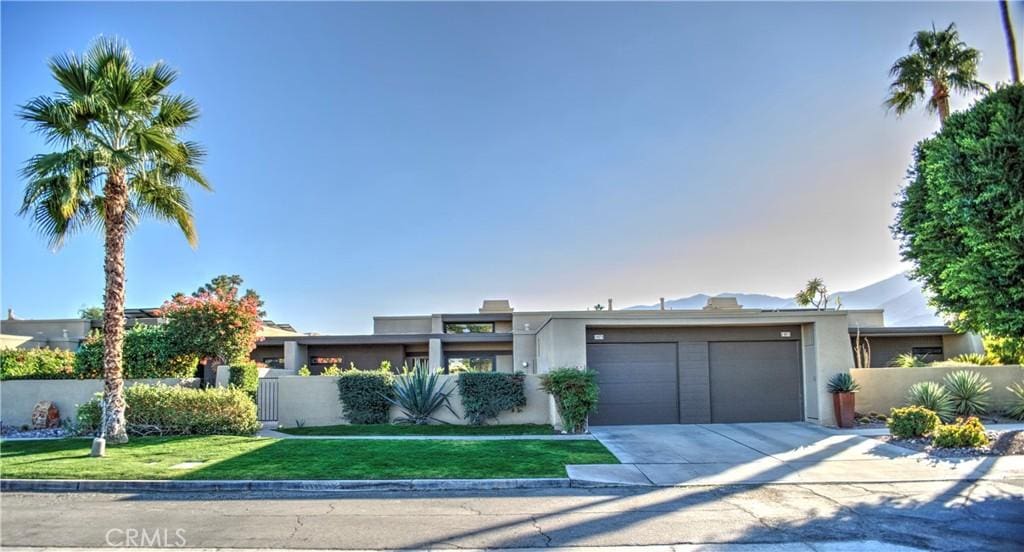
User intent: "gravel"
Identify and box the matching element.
[876,429,1024,457]
[0,424,69,440]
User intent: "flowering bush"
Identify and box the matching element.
[158,284,263,365]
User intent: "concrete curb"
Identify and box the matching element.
[0,477,571,493]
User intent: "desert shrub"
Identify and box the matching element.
[0,348,77,380]
[297,365,311,376]
[458,372,527,425]
[321,364,343,376]
[932,417,989,448]
[77,384,259,436]
[943,370,991,417]
[229,361,259,400]
[887,406,941,439]
[387,367,455,424]
[74,325,198,379]
[983,336,1024,365]
[539,368,599,433]
[890,353,927,368]
[906,381,955,422]
[1005,382,1024,420]
[826,372,860,394]
[336,370,395,424]
[948,353,1001,366]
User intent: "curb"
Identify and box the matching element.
[0,477,571,493]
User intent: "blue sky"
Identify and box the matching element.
[2,2,1017,334]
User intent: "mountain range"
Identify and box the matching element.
[627,273,944,327]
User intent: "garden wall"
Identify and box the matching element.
[275,374,552,428]
[0,378,199,428]
[852,365,1023,415]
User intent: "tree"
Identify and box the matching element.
[78,306,103,320]
[1000,0,1020,83]
[194,274,265,317]
[159,276,264,367]
[795,278,833,310]
[892,84,1024,337]
[592,304,605,311]
[885,23,990,125]
[17,37,210,443]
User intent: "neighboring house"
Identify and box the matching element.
[252,298,983,427]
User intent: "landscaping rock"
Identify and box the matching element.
[30,401,60,429]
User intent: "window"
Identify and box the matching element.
[444,322,495,334]
[444,355,495,374]
[912,346,943,358]
[405,356,429,371]
[261,357,284,369]
[310,356,344,366]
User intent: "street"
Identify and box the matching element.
[2,480,1023,551]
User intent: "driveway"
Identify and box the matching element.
[571,422,1024,486]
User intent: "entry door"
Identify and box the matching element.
[709,341,802,423]
[587,343,678,425]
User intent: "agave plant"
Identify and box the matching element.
[826,373,860,394]
[906,381,955,422]
[1006,382,1024,421]
[943,370,991,417]
[890,353,927,368]
[386,366,456,425]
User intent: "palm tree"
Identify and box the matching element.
[886,23,990,125]
[1000,0,1020,83]
[18,37,210,443]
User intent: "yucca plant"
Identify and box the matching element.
[891,353,927,368]
[906,381,955,422]
[387,366,456,425]
[943,370,991,417]
[1006,383,1024,420]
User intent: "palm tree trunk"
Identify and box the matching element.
[102,169,129,444]
[932,79,951,126]
[1001,0,1021,83]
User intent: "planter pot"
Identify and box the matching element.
[832,392,856,428]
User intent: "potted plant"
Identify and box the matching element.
[827,372,861,428]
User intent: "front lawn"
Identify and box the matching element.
[277,424,555,436]
[0,436,616,480]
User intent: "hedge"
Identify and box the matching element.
[229,361,259,400]
[336,370,395,424]
[0,348,77,380]
[75,325,199,379]
[77,383,260,436]
[539,368,599,433]
[457,372,527,425]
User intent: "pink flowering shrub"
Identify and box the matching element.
[158,286,263,365]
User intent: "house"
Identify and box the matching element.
[251,298,983,427]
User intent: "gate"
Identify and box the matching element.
[256,378,279,422]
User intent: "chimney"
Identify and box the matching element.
[479,299,513,313]
[703,297,743,310]
[6,308,15,320]
[659,297,665,311]
[607,299,613,311]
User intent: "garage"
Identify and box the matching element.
[585,327,803,425]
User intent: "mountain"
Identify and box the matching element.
[627,273,944,327]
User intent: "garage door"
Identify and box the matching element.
[587,343,678,425]
[709,341,803,423]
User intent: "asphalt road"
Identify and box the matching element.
[2,480,1023,550]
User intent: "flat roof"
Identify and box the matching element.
[849,326,957,337]
[260,332,513,346]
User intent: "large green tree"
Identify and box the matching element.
[892,84,1024,337]
[886,23,989,126]
[18,37,210,443]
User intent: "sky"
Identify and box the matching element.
[1,1,1018,334]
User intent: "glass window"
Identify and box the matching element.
[912,346,943,358]
[444,322,495,334]
[310,356,344,365]
[404,356,429,371]
[261,357,284,369]
[445,356,495,374]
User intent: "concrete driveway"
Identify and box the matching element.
[570,422,1024,486]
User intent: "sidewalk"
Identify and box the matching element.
[257,428,595,440]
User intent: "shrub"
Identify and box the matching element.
[457,372,527,425]
[1005,382,1024,420]
[890,353,927,368]
[387,367,456,424]
[0,348,77,380]
[983,336,1024,365]
[887,406,941,439]
[297,365,311,376]
[943,370,991,417]
[158,282,263,365]
[539,368,599,433]
[336,370,395,424]
[74,325,198,379]
[321,364,342,376]
[77,383,259,436]
[948,353,1001,366]
[229,361,259,400]
[932,417,989,448]
[826,372,860,394]
[906,381,955,422]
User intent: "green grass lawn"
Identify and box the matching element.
[277,423,556,436]
[0,436,616,480]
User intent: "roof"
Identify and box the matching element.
[260,332,513,346]
[849,326,957,337]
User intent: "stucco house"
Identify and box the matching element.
[250,299,982,427]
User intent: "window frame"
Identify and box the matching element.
[443,322,496,334]
[442,353,498,374]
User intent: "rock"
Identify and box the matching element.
[31,401,60,429]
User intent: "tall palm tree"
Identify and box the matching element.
[1000,0,1020,83]
[886,23,990,125]
[18,37,210,443]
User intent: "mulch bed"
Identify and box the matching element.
[875,429,1024,457]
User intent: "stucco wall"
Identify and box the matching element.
[0,378,199,428]
[851,365,1024,415]
[275,374,552,428]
